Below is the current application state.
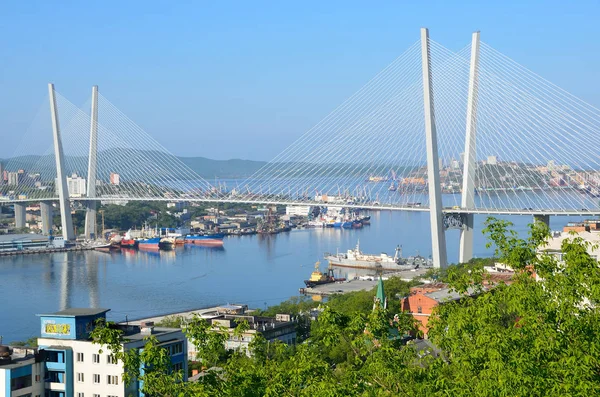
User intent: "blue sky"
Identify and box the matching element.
[1,0,599,160]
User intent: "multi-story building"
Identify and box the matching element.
[204,305,296,357]
[401,284,483,337]
[109,173,120,186]
[285,206,312,217]
[7,172,20,186]
[0,346,45,397]
[54,174,87,197]
[539,225,600,262]
[0,308,187,397]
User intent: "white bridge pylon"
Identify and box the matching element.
[3,28,600,267]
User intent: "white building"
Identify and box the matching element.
[487,155,497,165]
[538,228,600,262]
[56,173,87,197]
[31,308,187,397]
[285,205,312,217]
[7,172,20,186]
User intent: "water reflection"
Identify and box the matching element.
[0,210,588,343]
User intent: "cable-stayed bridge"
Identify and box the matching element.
[2,28,600,268]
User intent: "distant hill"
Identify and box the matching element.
[0,154,267,180]
[178,157,267,179]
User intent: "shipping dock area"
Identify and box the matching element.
[300,268,430,296]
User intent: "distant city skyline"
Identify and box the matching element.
[1,0,599,160]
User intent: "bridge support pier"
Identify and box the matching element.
[84,85,99,240]
[534,214,550,228]
[459,213,474,263]
[421,28,447,268]
[459,31,481,264]
[49,83,75,241]
[40,201,54,235]
[14,203,26,229]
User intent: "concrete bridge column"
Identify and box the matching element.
[40,201,54,235]
[49,83,75,240]
[458,31,481,264]
[421,27,447,268]
[459,213,474,263]
[534,214,550,228]
[84,85,99,240]
[14,203,26,229]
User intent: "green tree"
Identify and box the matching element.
[424,218,600,396]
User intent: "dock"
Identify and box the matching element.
[301,268,430,296]
[0,245,103,256]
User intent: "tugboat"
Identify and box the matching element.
[120,230,138,248]
[304,261,346,288]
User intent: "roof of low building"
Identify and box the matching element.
[0,233,48,242]
[37,308,110,317]
[423,286,484,303]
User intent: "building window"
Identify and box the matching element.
[170,342,183,355]
[45,351,64,363]
[107,375,119,385]
[93,374,100,384]
[35,374,40,382]
[92,353,100,363]
[78,393,85,397]
[417,306,422,314]
[76,352,84,362]
[10,374,32,390]
[172,362,183,372]
[93,394,100,397]
[107,354,117,364]
[46,371,64,383]
[77,372,84,382]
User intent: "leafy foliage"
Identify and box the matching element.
[91,217,600,395]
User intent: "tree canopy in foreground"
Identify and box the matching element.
[91,218,600,396]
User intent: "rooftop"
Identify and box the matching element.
[0,233,48,243]
[424,286,484,303]
[0,346,39,369]
[118,325,183,341]
[38,308,110,317]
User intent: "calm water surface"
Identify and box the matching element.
[0,211,584,342]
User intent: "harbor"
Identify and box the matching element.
[0,208,590,343]
[300,267,430,297]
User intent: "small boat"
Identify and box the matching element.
[352,220,363,228]
[94,243,113,252]
[138,237,161,250]
[366,176,388,183]
[361,216,371,225]
[303,261,346,288]
[341,221,353,229]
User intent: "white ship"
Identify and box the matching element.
[325,241,428,270]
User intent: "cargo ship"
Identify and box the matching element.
[184,234,225,246]
[325,241,417,270]
[304,261,346,288]
[138,237,161,250]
